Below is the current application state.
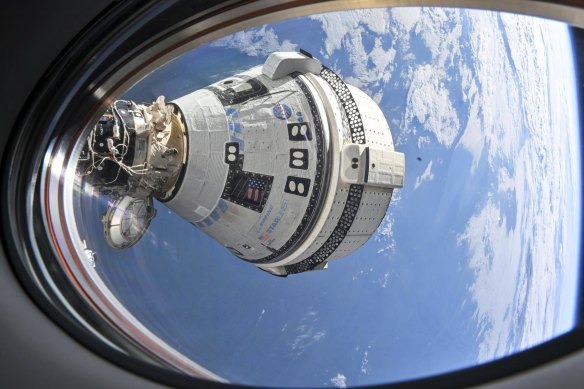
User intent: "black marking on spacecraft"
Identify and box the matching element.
[221,150,273,212]
[251,74,328,265]
[222,165,274,212]
[224,142,240,164]
[320,66,366,144]
[285,184,364,274]
[207,77,268,106]
[299,48,313,58]
[284,176,311,197]
[221,111,274,212]
[289,149,309,170]
[226,246,244,257]
[261,244,277,253]
[364,147,370,183]
[285,66,369,274]
[287,122,312,141]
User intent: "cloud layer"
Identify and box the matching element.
[211,26,297,56]
[414,160,434,190]
[457,12,576,361]
[330,373,347,388]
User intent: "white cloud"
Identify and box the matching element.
[310,9,395,100]
[458,91,483,173]
[211,26,297,57]
[360,350,369,374]
[289,309,327,358]
[457,57,483,173]
[390,7,421,34]
[497,167,514,193]
[330,373,347,388]
[343,37,397,95]
[417,136,430,149]
[381,272,390,288]
[374,190,401,255]
[458,200,520,360]
[414,160,435,190]
[416,8,462,67]
[254,308,266,327]
[404,64,460,147]
[290,327,326,359]
[456,11,522,167]
[375,215,394,255]
[395,8,466,149]
[352,267,374,282]
[310,9,389,56]
[457,12,578,361]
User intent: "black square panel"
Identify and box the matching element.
[287,122,312,141]
[289,148,308,170]
[224,142,239,164]
[284,176,311,197]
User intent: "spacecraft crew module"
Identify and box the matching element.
[79,51,405,276]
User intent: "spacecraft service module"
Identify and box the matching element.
[79,51,405,276]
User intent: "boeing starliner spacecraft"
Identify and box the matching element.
[79,51,405,276]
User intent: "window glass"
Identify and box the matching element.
[52,7,582,387]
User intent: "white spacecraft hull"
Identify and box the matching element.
[86,51,404,276]
[164,53,404,275]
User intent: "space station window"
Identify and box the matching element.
[4,1,584,388]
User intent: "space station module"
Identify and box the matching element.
[82,51,405,276]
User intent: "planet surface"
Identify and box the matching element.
[76,7,581,387]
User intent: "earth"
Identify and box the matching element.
[77,7,581,388]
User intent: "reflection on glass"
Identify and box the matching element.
[53,7,582,387]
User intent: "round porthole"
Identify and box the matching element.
[2,1,584,388]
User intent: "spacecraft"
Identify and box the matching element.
[79,51,405,276]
